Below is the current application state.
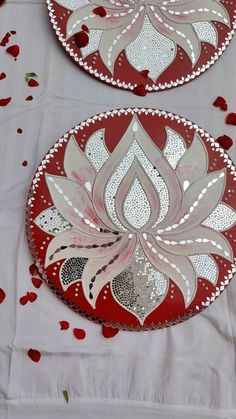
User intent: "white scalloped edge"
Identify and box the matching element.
[27,107,236,314]
[47,0,236,92]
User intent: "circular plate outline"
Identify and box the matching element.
[47,0,236,93]
[26,108,236,331]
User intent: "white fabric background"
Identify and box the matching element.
[0,1,236,418]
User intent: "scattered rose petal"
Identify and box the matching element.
[31,277,43,289]
[6,44,20,60]
[74,31,89,48]
[226,113,236,125]
[19,295,29,306]
[0,288,6,304]
[29,263,38,276]
[10,30,16,35]
[0,97,11,106]
[0,32,11,47]
[139,69,149,78]
[81,24,89,33]
[28,348,41,363]
[216,135,233,150]
[59,321,70,330]
[28,78,39,87]
[22,160,28,167]
[102,325,119,338]
[133,84,147,97]
[73,328,86,340]
[25,95,33,101]
[213,96,227,111]
[63,390,69,403]
[0,72,6,80]
[27,291,37,302]
[93,6,106,17]
[17,128,23,134]
[0,0,6,6]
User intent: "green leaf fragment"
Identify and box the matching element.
[25,72,38,81]
[63,389,69,404]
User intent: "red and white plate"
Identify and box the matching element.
[26,108,236,331]
[47,0,236,92]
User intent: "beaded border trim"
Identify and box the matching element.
[26,108,236,330]
[47,0,236,92]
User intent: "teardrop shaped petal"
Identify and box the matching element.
[202,203,236,232]
[84,129,109,172]
[189,254,218,285]
[163,127,186,169]
[34,207,71,235]
[60,257,88,291]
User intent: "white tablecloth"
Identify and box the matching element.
[1,1,236,418]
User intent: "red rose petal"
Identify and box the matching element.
[0,32,11,47]
[133,84,147,97]
[6,44,20,59]
[0,0,6,6]
[10,30,16,35]
[226,113,236,125]
[0,72,6,80]
[140,69,149,78]
[22,160,28,167]
[0,288,6,304]
[81,24,89,33]
[102,325,119,338]
[74,31,89,48]
[221,102,228,112]
[28,348,41,363]
[31,277,43,289]
[29,263,38,276]
[216,135,233,150]
[17,128,23,134]
[213,96,226,109]
[25,95,33,101]
[28,78,39,87]
[0,97,11,106]
[73,328,86,340]
[93,6,107,17]
[59,321,70,330]
[27,291,37,302]
[19,295,29,306]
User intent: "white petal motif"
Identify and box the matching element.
[81,29,103,58]
[123,178,151,230]
[54,0,89,11]
[34,207,71,235]
[202,203,236,232]
[163,127,186,169]
[85,129,109,172]
[189,254,218,285]
[193,22,217,48]
[126,15,176,81]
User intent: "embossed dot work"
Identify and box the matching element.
[26,109,236,331]
[47,0,236,92]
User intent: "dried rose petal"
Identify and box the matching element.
[29,263,38,276]
[27,291,37,302]
[28,79,39,87]
[19,295,29,306]
[0,288,6,304]
[102,325,119,338]
[6,44,20,59]
[139,70,149,78]
[74,31,89,48]
[73,328,86,340]
[226,113,236,125]
[216,135,233,150]
[0,72,6,80]
[59,321,70,330]
[213,96,227,111]
[0,32,11,47]
[81,24,89,33]
[93,6,106,17]
[0,97,11,106]
[25,96,33,101]
[22,160,28,167]
[31,277,43,289]
[133,84,147,97]
[28,348,41,362]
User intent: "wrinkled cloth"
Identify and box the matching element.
[0,1,236,418]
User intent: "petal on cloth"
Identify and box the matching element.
[45,227,123,267]
[140,234,197,307]
[81,235,136,308]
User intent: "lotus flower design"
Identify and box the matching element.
[55,0,230,80]
[35,117,236,325]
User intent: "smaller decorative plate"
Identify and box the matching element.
[47,0,236,92]
[26,108,236,331]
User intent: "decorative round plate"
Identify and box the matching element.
[26,108,236,331]
[47,0,236,92]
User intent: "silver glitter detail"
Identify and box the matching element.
[202,203,236,232]
[126,15,175,80]
[111,244,168,324]
[189,254,218,285]
[85,130,109,172]
[105,140,169,231]
[54,0,89,11]
[193,22,217,48]
[34,207,71,235]
[123,178,151,229]
[81,29,103,58]
[163,128,186,169]
[61,257,87,289]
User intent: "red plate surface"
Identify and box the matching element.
[47,0,236,92]
[26,108,236,331]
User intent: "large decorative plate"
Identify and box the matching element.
[26,108,236,331]
[47,0,236,92]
